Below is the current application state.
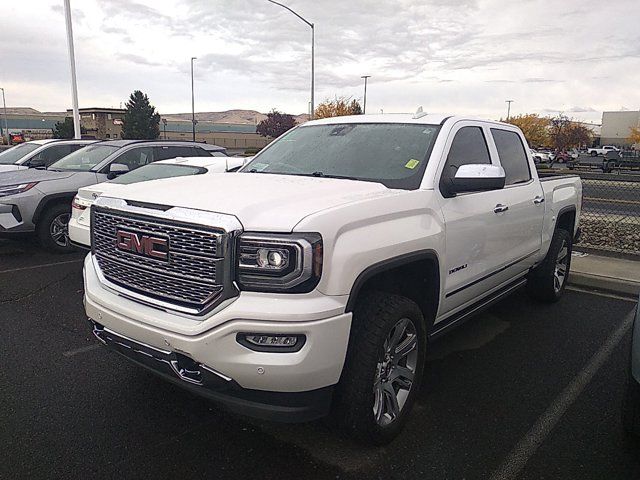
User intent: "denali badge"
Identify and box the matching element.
[116,230,169,261]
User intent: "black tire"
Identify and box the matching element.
[36,203,75,253]
[622,372,640,436]
[527,228,572,302]
[590,151,597,157]
[331,291,426,445]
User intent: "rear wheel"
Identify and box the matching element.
[37,203,75,253]
[527,228,572,302]
[332,292,426,445]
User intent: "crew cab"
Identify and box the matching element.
[83,114,582,445]
[587,145,619,156]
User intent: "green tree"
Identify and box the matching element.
[52,117,86,139]
[256,110,296,138]
[121,90,161,139]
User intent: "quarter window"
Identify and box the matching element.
[491,129,531,185]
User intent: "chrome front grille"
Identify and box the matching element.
[91,204,238,314]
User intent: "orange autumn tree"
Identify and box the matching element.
[502,114,550,148]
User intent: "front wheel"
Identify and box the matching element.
[37,203,75,253]
[332,292,426,445]
[527,228,572,302]
[590,151,597,157]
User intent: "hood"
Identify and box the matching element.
[0,168,77,186]
[105,172,397,231]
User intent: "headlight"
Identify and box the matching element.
[236,232,322,293]
[72,195,92,211]
[0,182,38,198]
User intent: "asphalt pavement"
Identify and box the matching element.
[1,238,640,480]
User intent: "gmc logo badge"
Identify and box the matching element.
[116,230,169,261]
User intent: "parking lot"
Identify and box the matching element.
[1,238,639,480]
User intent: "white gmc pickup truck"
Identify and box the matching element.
[83,114,582,444]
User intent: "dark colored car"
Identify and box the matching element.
[622,294,640,435]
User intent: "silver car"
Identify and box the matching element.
[0,139,223,252]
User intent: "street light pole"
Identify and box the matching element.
[191,56,197,142]
[162,118,167,140]
[361,75,371,114]
[505,99,514,121]
[63,0,81,139]
[0,88,9,145]
[266,0,314,119]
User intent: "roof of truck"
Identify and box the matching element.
[304,113,512,128]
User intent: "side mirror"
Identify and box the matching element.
[447,164,506,195]
[28,158,45,168]
[107,163,129,180]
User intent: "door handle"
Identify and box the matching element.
[494,204,509,213]
[533,196,545,204]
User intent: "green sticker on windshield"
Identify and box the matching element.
[405,159,420,169]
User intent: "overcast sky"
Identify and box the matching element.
[1,0,638,123]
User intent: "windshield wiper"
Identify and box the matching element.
[308,171,359,181]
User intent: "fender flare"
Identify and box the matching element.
[345,249,440,313]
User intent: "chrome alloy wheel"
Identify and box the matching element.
[373,317,418,426]
[554,239,569,293]
[50,213,71,248]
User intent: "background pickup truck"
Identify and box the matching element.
[83,114,582,445]
[587,145,620,156]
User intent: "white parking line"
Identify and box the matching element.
[489,310,635,480]
[0,259,84,275]
[62,344,101,357]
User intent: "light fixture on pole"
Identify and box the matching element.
[505,99,514,121]
[267,0,314,119]
[191,56,197,142]
[63,0,81,139]
[360,75,371,114]
[0,87,9,145]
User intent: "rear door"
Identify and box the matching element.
[488,127,544,267]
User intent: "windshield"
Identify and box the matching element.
[51,144,119,171]
[242,123,440,189]
[0,143,41,165]
[110,163,205,185]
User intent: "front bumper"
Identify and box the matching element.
[90,320,334,422]
[83,254,352,418]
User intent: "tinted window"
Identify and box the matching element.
[491,129,531,185]
[113,147,155,171]
[441,126,491,183]
[154,146,199,161]
[30,145,73,166]
[0,143,40,165]
[243,123,440,190]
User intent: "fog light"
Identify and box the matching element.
[237,333,306,352]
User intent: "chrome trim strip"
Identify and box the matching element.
[94,196,243,232]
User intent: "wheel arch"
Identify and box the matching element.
[32,192,77,225]
[346,250,441,328]
[555,205,576,237]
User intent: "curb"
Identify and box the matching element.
[569,272,640,297]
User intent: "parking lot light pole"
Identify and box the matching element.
[266,0,314,119]
[191,57,197,142]
[0,87,9,145]
[361,75,371,114]
[63,0,81,139]
[505,99,514,121]
[162,118,167,140]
